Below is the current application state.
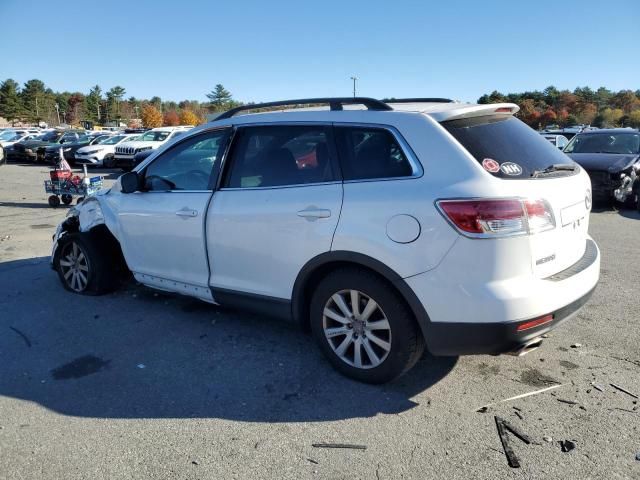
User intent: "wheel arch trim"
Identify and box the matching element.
[291,250,432,339]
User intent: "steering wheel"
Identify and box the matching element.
[185,170,210,188]
[145,175,176,190]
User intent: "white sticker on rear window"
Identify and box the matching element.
[500,162,522,176]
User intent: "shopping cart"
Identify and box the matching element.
[44,168,104,207]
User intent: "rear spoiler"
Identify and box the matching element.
[426,103,520,122]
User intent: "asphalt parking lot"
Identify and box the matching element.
[0,162,639,480]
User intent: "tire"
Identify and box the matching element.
[61,194,73,205]
[48,195,60,207]
[54,231,119,295]
[310,267,425,384]
[36,149,45,164]
[0,145,5,166]
[103,155,115,169]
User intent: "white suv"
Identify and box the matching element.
[51,97,600,383]
[113,126,191,171]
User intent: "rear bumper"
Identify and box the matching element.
[407,237,600,356]
[424,286,595,355]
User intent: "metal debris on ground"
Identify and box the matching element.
[570,343,582,348]
[475,384,563,412]
[591,383,605,392]
[543,436,553,443]
[559,440,576,453]
[312,443,367,450]
[306,458,319,465]
[514,411,524,420]
[500,418,532,445]
[494,416,520,468]
[556,398,578,405]
[609,383,638,399]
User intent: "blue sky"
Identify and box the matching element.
[1,0,637,103]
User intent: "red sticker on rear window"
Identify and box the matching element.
[482,158,500,173]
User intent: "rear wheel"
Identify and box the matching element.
[61,194,73,205]
[54,232,119,295]
[310,267,424,383]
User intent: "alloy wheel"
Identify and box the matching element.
[59,241,90,292]
[322,289,392,369]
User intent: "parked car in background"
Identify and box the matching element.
[542,125,596,140]
[51,97,599,383]
[12,129,87,163]
[75,133,141,167]
[43,132,112,165]
[541,133,569,150]
[564,128,640,208]
[114,126,191,171]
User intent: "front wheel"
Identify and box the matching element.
[103,155,115,169]
[54,232,119,295]
[310,268,424,384]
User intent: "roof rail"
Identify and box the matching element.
[214,97,393,120]
[382,97,454,103]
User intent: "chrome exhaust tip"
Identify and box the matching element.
[506,337,543,357]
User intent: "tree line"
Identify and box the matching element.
[0,79,240,128]
[2,79,639,130]
[478,86,640,129]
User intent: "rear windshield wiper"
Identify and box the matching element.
[530,164,577,178]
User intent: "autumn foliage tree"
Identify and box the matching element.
[179,109,202,126]
[141,104,163,128]
[163,110,180,126]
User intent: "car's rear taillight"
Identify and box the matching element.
[436,198,555,238]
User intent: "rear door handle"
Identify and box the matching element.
[175,208,198,218]
[297,207,331,219]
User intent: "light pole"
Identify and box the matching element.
[55,103,61,125]
[350,76,358,98]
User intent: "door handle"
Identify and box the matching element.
[297,207,331,219]
[175,208,198,218]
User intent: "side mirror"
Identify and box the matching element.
[120,171,141,194]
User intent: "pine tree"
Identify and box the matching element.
[20,79,46,122]
[0,79,23,124]
[206,84,233,110]
[84,85,103,123]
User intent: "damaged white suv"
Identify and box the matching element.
[51,97,600,383]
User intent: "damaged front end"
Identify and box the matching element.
[613,163,640,203]
[50,196,108,267]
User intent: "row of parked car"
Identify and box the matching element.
[1,119,639,209]
[0,125,192,171]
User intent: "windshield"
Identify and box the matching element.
[443,115,575,179]
[40,131,64,142]
[139,131,170,142]
[101,135,128,145]
[564,133,640,155]
[91,135,111,144]
[0,130,19,141]
[0,132,23,141]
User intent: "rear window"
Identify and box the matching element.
[443,115,575,179]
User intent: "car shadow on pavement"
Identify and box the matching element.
[0,257,457,422]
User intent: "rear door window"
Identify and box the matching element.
[443,115,576,179]
[225,125,336,188]
[334,127,413,180]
